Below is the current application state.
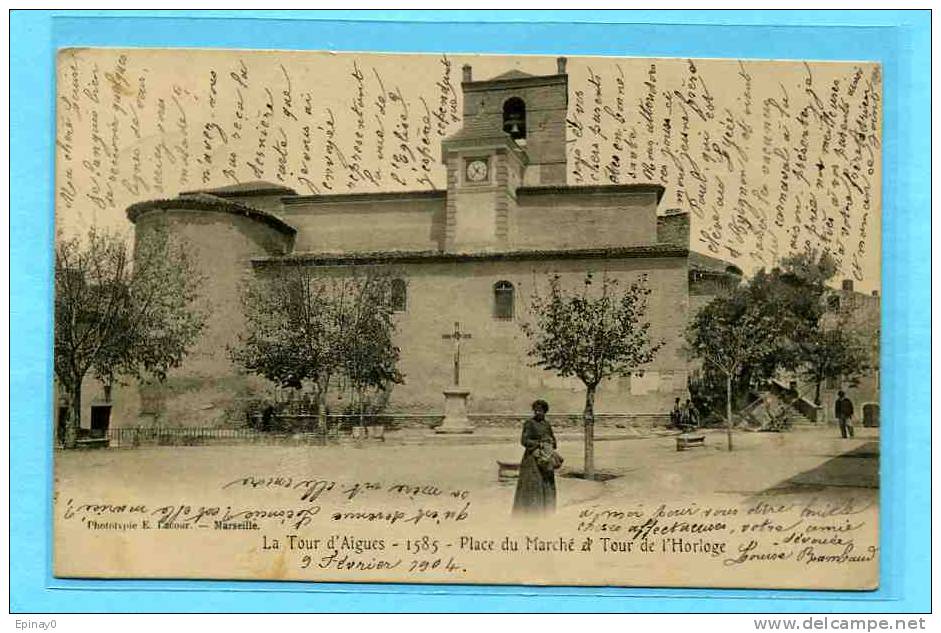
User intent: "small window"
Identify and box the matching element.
[493,280,514,319]
[827,295,841,311]
[390,278,407,312]
[502,97,527,140]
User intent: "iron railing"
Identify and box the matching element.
[98,411,671,448]
[105,425,332,447]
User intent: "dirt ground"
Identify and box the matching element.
[55,425,879,513]
[53,424,880,588]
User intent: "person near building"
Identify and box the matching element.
[670,397,683,428]
[681,398,700,430]
[835,390,855,439]
[513,399,560,516]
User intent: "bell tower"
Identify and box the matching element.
[441,58,568,252]
[455,57,568,185]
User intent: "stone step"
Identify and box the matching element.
[746,391,819,427]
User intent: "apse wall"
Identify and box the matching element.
[124,195,296,427]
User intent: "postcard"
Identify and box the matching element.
[53,48,881,588]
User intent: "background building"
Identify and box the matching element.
[818,279,881,425]
[94,58,741,430]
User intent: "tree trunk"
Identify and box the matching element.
[65,382,81,449]
[814,378,822,406]
[583,384,596,480]
[358,387,366,429]
[317,389,327,437]
[309,378,326,437]
[726,372,733,452]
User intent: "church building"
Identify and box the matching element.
[119,57,741,428]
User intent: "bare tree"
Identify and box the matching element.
[521,273,663,479]
[54,227,205,448]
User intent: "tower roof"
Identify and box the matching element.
[127,190,296,236]
[486,69,535,82]
[180,181,297,198]
[689,251,743,277]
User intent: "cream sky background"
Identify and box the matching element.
[56,49,882,292]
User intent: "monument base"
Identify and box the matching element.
[436,388,474,434]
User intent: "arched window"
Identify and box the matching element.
[390,278,407,312]
[502,97,527,140]
[493,281,515,320]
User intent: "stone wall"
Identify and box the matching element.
[656,211,690,247]
[124,203,294,428]
[282,192,446,253]
[512,188,661,250]
[103,248,701,428]
[463,75,567,184]
[259,254,693,418]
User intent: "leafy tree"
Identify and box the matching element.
[800,319,871,405]
[521,273,663,479]
[779,249,839,287]
[739,251,837,380]
[770,250,870,404]
[54,227,205,448]
[231,267,403,430]
[686,249,870,445]
[230,267,332,394]
[686,284,781,451]
[340,272,405,428]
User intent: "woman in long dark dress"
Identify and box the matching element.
[512,399,557,515]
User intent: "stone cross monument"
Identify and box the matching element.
[436,321,474,434]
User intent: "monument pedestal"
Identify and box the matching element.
[436,388,474,434]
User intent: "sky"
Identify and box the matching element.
[56,49,882,292]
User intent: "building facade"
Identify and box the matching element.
[105,58,741,429]
[816,280,881,424]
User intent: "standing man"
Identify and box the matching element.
[260,403,275,433]
[670,398,683,428]
[835,390,855,439]
[681,399,699,430]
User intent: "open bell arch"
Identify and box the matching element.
[502,97,527,140]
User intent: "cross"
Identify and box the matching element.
[441,321,472,387]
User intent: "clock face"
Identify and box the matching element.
[465,159,489,183]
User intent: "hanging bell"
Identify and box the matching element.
[503,114,525,139]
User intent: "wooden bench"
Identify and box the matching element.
[76,437,110,449]
[497,460,520,481]
[676,433,705,451]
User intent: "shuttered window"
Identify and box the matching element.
[493,281,514,320]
